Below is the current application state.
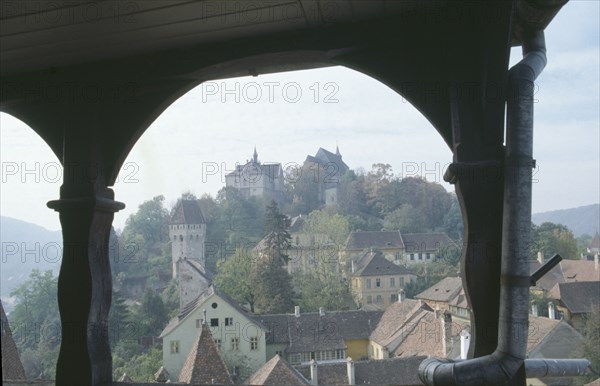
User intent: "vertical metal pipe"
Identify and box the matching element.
[418,28,551,386]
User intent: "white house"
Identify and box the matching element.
[159,285,268,382]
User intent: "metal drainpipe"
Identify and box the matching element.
[419,28,590,385]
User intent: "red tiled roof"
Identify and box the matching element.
[1,303,26,381]
[246,354,309,385]
[178,323,233,385]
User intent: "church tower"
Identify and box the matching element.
[169,198,206,279]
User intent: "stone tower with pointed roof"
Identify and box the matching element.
[169,198,207,279]
[178,322,234,385]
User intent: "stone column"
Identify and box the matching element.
[48,187,124,386]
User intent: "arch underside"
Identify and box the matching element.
[0,1,568,384]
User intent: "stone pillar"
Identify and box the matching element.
[47,123,125,386]
[48,187,124,386]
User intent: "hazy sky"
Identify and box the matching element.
[1,1,598,232]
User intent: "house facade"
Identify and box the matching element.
[351,251,417,311]
[344,231,405,265]
[548,281,600,330]
[257,308,383,364]
[402,233,457,264]
[343,231,457,267]
[225,148,285,203]
[255,215,337,276]
[159,286,268,382]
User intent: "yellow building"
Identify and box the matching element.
[351,251,417,310]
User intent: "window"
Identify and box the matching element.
[390,277,396,287]
[215,339,221,350]
[225,317,233,326]
[250,337,258,350]
[400,277,405,286]
[211,318,219,327]
[418,253,423,260]
[410,253,415,260]
[376,295,382,303]
[366,279,371,289]
[231,337,239,350]
[391,293,398,302]
[367,295,372,304]
[376,278,381,287]
[426,253,431,259]
[170,340,179,354]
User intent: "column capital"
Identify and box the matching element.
[47,193,125,213]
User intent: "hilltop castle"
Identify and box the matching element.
[225,148,285,203]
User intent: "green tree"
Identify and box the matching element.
[250,255,295,314]
[109,291,132,347]
[123,195,169,245]
[531,222,578,260]
[133,290,168,338]
[295,269,351,312]
[264,200,292,264]
[443,197,464,241]
[113,347,163,382]
[304,209,350,248]
[579,310,600,383]
[576,233,593,256]
[116,195,170,275]
[215,249,257,312]
[9,270,60,379]
[289,162,321,213]
[338,171,369,217]
[383,204,426,233]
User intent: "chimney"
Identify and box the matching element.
[351,260,355,274]
[441,312,453,356]
[595,254,599,271]
[548,301,556,320]
[346,357,355,385]
[319,307,325,317]
[531,301,538,317]
[310,359,318,386]
[295,306,300,318]
[398,289,405,303]
[460,329,471,360]
[537,251,544,264]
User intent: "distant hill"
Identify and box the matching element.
[532,204,600,237]
[0,216,62,304]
